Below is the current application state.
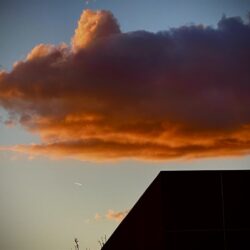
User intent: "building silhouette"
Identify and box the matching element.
[102,170,250,250]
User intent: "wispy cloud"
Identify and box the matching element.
[94,213,102,221]
[106,209,129,222]
[93,209,129,223]
[0,10,250,161]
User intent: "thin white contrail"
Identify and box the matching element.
[74,182,83,187]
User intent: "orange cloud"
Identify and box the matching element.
[94,213,102,221]
[3,135,250,161]
[71,9,120,50]
[106,209,129,222]
[0,11,250,161]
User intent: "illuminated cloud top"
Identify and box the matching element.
[0,10,250,160]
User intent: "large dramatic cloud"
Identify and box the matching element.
[0,10,250,160]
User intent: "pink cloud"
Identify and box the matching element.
[106,209,129,222]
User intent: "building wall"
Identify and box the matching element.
[103,170,250,250]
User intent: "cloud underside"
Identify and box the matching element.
[0,10,250,161]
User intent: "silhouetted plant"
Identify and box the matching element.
[74,238,79,250]
[98,235,107,249]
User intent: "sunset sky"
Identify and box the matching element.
[1,0,250,249]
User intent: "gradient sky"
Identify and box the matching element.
[1,0,250,250]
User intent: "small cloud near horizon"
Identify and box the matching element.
[93,209,129,222]
[94,213,102,221]
[106,209,129,222]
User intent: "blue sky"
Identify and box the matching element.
[1,0,250,249]
[1,0,250,70]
